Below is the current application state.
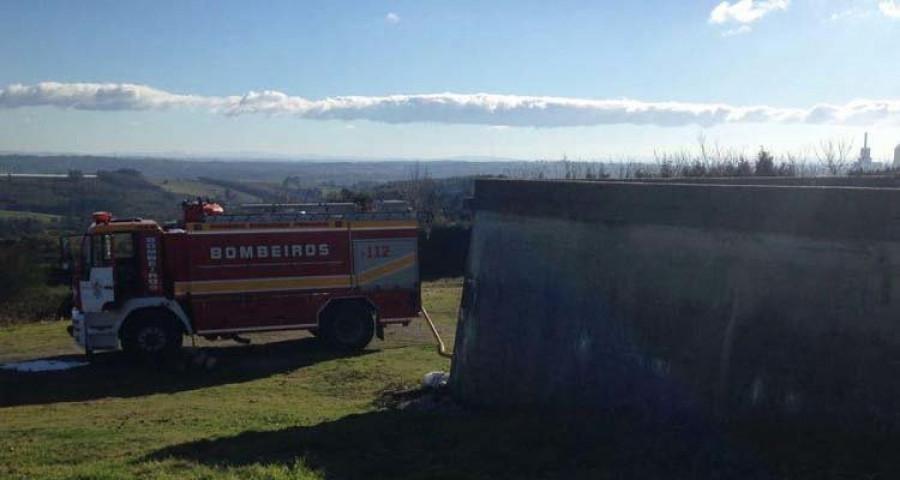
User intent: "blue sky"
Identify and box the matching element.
[1,0,899,160]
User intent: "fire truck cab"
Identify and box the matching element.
[67,200,422,360]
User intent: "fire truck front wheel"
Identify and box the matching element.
[321,304,375,351]
[121,309,184,360]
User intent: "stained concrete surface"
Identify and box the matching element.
[451,180,900,419]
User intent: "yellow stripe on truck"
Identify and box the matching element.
[174,275,351,296]
[356,253,416,284]
[348,220,418,229]
[174,253,414,296]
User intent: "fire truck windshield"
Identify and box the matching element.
[85,233,135,269]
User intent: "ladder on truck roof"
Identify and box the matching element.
[202,200,417,224]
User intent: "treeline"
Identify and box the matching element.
[0,235,70,325]
[495,136,894,181]
[0,154,543,184]
[648,147,799,179]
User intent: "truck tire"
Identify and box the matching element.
[321,304,375,351]
[121,310,184,361]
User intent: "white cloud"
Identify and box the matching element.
[709,0,790,24]
[3,81,900,128]
[879,1,900,18]
[721,25,752,36]
[831,7,874,22]
[385,12,400,24]
[829,9,854,21]
[0,82,233,111]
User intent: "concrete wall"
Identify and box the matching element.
[450,180,900,418]
[619,175,900,188]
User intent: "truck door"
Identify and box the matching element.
[79,233,139,312]
[79,234,115,313]
[111,233,139,298]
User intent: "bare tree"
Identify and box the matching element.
[399,161,437,214]
[754,147,777,176]
[653,149,676,178]
[781,148,815,177]
[816,137,854,176]
[697,132,709,171]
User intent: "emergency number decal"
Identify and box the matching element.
[363,245,391,259]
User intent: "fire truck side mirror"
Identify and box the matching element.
[58,234,86,273]
[59,236,73,272]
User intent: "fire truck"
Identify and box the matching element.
[64,199,422,359]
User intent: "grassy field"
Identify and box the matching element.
[4,279,900,479]
[0,281,461,480]
[154,178,265,205]
[0,209,62,222]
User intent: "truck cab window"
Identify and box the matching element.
[91,235,113,267]
[113,233,139,297]
[81,235,92,271]
[113,234,135,260]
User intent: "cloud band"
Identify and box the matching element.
[1,81,899,128]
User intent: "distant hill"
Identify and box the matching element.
[0,154,534,185]
[1,169,180,225]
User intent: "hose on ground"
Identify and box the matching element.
[422,306,453,359]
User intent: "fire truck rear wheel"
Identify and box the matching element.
[322,305,375,351]
[121,310,184,361]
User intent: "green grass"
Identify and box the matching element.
[0,281,459,480]
[0,320,81,360]
[4,279,900,479]
[0,209,62,222]
[154,178,264,204]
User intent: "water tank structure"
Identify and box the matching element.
[450,179,900,419]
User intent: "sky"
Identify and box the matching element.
[1,0,899,161]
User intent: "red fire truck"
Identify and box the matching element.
[64,200,422,359]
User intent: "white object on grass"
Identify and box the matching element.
[422,371,449,389]
[0,359,89,373]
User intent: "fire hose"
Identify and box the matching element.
[421,306,453,359]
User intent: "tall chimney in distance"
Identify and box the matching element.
[859,131,873,169]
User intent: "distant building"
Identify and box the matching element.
[859,132,873,167]
[856,132,884,171]
[894,144,900,169]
